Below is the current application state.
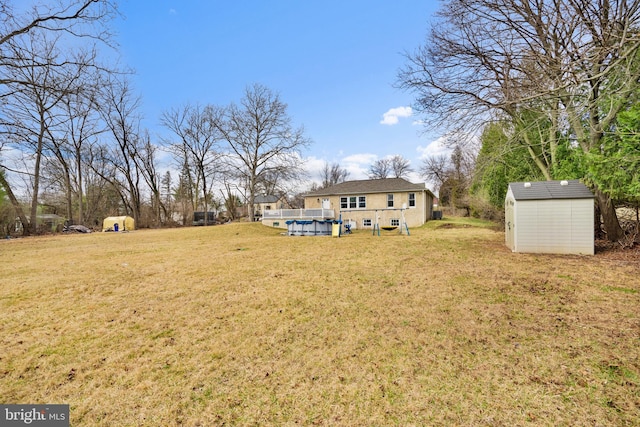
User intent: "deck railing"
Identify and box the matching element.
[262,208,335,219]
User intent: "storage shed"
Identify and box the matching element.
[102,216,135,232]
[505,180,594,255]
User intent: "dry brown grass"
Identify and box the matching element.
[1,220,638,426]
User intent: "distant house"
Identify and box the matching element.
[505,180,595,255]
[254,195,287,218]
[303,178,435,230]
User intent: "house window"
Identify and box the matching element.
[363,219,372,227]
[265,205,271,210]
[408,193,415,207]
[391,218,400,226]
[341,195,366,209]
[387,194,394,207]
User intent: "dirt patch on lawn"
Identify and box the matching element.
[436,223,474,229]
[595,239,640,266]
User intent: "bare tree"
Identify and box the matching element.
[95,76,144,225]
[368,158,391,179]
[221,182,242,221]
[320,161,349,188]
[219,83,310,222]
[420,154,449,190]
[161,103,223,225]
[0,0,117,234]
[369,155,413,179]
[253,167,303,200]
[0,168,28,230]
[1,32,90,234]
[0,1,116,52]
[42,51,104,226]
[57,73,102,224]
[399,0,640,241]
[136,130,165,227]
[421,145,474,211]
[390,155,413,178]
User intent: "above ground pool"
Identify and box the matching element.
[285,219,337,236]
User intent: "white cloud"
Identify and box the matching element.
[416,136,451,159]
[169,8,177,15]
[341,153,376,180]
[342,153,377,164]
[302,153,377,186]
[303,156,327,180]
[380,106,413,126]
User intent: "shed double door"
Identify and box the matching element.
[505,199,515,250]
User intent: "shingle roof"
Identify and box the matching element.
[305,177,430,197]
[509,180,594,201]
[254,195,280,204]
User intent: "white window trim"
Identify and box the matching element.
[340,196,348,209]
[340,195,367,209]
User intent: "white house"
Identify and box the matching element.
[505,180,595,255]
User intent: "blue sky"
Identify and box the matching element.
[113,1,447,186]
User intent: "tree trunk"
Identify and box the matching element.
[30,126,45,235]
[0,172,30,236]
[76,155,84,224]
[64,171,74,224]
[595,187,623,242]
[201,169,208,226]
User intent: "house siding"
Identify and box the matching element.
[304,190,432,228]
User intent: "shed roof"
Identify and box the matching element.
[305,177,430,197]
[509,180,594,201]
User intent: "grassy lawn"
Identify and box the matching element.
[1,220,638,426]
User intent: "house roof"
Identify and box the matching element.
[305,177,431,197]
[254,195,280,204]
[508,180,594,201]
